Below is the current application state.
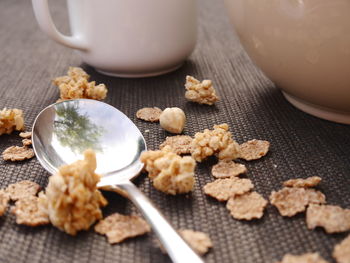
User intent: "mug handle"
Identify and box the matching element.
[32,0,87,50]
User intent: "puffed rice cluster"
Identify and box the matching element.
[53,67,107,101]
[191,123,240,162]
[140,146,196,195]
[0,108,24,135]
[41,149,108,235]
[185,76,219,105]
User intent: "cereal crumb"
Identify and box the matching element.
[306,204,350,233]
[226,192,267,220]
[239,139,270,161]
[333,234,350,263]
[185,76,219,105]
[0,190,9,216]
[191,123,240,162]
[283,176,322,188]
[136,107,162,122]
[179,229,212,255]
[270,187,309,217]
[305,189,326,205]
[53,67,107,101]
[11,195,50,226]
[2,146,34,161]
[145,129,150,133]
[44,149,108,235]
[6,180,41,201]
[140,146,196,195]
[277,252,329,263]
[159,135,192,155]
[19,131,31,139]
[211,160,247,178]
[95,213,150,244]
[159,107,186,134]
[203,177,253,201]
[22,138,32,146]
[0,108,25,135]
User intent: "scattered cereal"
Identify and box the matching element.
[0,108,25,136]
[179,229,212,255]
[136,107,162,122]
[184,76,219,105]
[333,234,350,263]
[53,67,107,101]
[305,189,326,205]
[44,149,108,235]
[0,190,9,216]
[94,213,150,244]
[270,187,309,217]
[203,177,253,201]
[239,139,270,161]
[140,146,195,195]
[159,135,192,155]
[6,180,41,201]
[283,176,322,188]
[2,146,35,161]
[22,138,32,146]
[159,107,186,134]
[11,195,50,226]
[191,124,240,162]
[306,204,350,234]
[211,160,247,178]
[226,192,268,220]
[19,131,31,139]
[277,252,329,263]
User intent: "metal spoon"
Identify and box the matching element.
[32,99,203,263]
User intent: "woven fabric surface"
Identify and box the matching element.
[0,0,349,262]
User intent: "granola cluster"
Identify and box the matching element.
[42,149,108,235]
[53,67,107,101]
[140,146,196,195]
[0,108,24,135]
[185,76,219,105]
[191,123,240,162]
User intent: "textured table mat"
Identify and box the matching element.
[0,0,350,262]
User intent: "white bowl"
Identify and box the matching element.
[225,0,350,124]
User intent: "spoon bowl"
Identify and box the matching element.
[32,99,203,263]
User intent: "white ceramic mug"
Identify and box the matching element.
[32,0,197,77]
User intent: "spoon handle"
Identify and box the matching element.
[115,181,204,263]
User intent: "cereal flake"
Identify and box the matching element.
[239,139,270,161]
[333,234,350,263]
[306,204,350,233]
[136,107,162,122]
[203,177,254,201]
[11,195,50,226]
[226,192,267,220]
[19,131,31,139]
[277,253,329,263]
[0,190,9,216]
[53,67,107,101]
[191,123,240,162]
[270,187,309,217]
[211,160,247,178]
[2,146,34,161]
[283,176,322,188]
[6,180,41,201]
[22,138,32,146]
[185,76,219,105]
[159,135,192,155]
[179,229,212,255]
[140,146,196,195]
[44,149,108,235]
[305,189,326,205]
[95,213,150,244]
[0,108,25,135]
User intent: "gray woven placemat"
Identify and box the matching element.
[0,0,349,262]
